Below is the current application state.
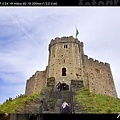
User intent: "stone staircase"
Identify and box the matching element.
[14,89,74,114]
[17,80,84,114]
[44,88,85,114]
[10,79,85,119]
[49,90,73,113]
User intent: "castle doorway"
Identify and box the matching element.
[56,81,69,91]
[61,82,69,91]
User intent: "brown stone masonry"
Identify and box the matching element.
[25,36,117,98]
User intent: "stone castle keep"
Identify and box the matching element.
[25,36,117,98]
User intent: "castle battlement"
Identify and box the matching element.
[49,36,83,50]
[84,55,110,67]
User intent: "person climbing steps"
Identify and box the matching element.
[61,101,71,114]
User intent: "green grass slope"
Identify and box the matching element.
[75,88,120,113]
[0,92,40,113]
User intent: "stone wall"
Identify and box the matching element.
[25,70,46,95]
[25,75,36,95]
[84,55,117,97]
[71,80,84,91]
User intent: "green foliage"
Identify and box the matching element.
[0,92,40,113]
[75,87,120,113]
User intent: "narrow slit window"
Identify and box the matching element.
[62,68,66,76]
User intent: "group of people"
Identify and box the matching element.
[56,81,69,91]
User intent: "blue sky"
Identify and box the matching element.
[0,7,120,104]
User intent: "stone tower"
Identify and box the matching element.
[25,36,117,98]
[47,36,85,86]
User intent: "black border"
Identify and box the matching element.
[0,113,119,120]
[0,0,120,6]
[42,113,118,120]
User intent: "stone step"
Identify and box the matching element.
[42,111,54,113]
[54,99,62,113]
[54,106,61,113]
[50,91,61,98]
[51,91,72,98]
[56,99,62,106]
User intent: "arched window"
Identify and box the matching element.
[62,68,66,76]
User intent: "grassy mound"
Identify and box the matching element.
[75,88,120,113]
[0,92,40,113]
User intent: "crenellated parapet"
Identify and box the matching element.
[83,54,117,97]
[84,55,110,67]
[49,36,83,50]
